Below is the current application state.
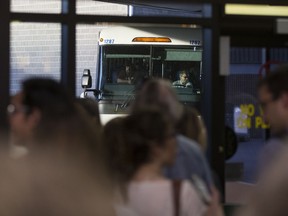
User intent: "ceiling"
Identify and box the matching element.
[97,0,204,13]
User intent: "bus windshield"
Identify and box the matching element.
[82,26,203,116]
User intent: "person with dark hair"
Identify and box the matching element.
[8,78,74,147]
[258,64,288,136]
[75,97,102,127]
[103,117,128,194]
[121,108,207,216]
[257,64,288,175]
[234,64,288,216]
[7,77,103,165]
[129,79,225,216]
[130,78,213,191]
[6,77,115,215]
[103,117,140,216]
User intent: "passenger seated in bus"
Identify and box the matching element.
[117,65,133,84]
[172,70,193,88]
[131,63,147,86]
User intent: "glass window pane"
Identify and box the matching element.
[10,22,61,94]
[11,0,61,14]
[225,46,288,204]
[76,0,128,16]
[225,47,266,185]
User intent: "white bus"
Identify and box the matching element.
[81,26,203,124]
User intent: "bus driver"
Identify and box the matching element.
[172,71,193,88]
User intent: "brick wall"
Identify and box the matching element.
[10,23,61,94]
[10,0,127,95]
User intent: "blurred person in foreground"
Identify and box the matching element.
[7,78,101,162]
[235,139,288,216]
[234,64,288,216]
[104,108,208,216]
[130,78,213,192]
[176,106,208,152]
[176,106,222,198]
[103,117,138,216]
[129,78,225,216]
[75,97,102,128]
[257,64,288,176]
[0,150,115,216]
[6,78,115,214]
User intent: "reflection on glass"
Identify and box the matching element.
[76,0,127,15]
[10,22,61,94]
[11,0,61,14]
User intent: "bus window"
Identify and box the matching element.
[103,45,150,85]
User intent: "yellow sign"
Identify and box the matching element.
[236,104,269,129]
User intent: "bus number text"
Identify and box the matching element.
[190,40,201,45]
[104,39,115,44]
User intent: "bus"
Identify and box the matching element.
[81,25,203,124]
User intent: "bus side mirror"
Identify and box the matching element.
[81,69,92,88]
